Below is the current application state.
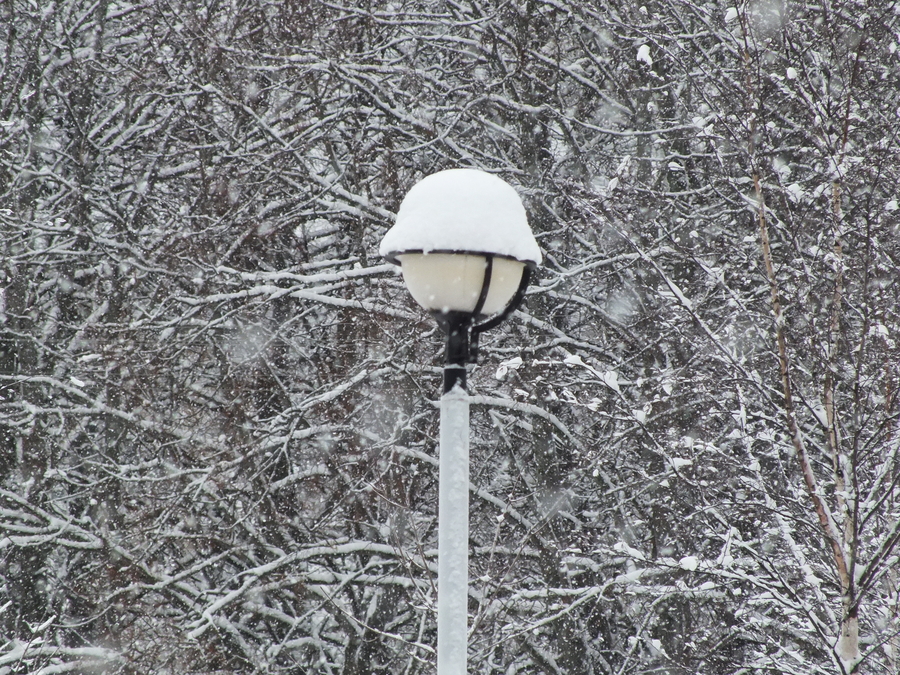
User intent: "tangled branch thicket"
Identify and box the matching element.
[1,1,898,673]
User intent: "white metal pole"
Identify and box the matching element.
[437,383,469,675]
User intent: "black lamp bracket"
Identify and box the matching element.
[432,258,533,394]
[470,264,531,361]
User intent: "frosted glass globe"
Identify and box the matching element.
[396,253,525,315]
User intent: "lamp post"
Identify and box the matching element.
[380,169,541,675]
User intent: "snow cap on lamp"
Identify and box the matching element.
[379,168,542,265]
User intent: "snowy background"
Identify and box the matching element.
[1,0,899,673]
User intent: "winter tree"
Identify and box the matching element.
[1,0,898,673]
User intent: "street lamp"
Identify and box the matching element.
[380,168,541,675]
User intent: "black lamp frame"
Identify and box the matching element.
[385,249,533,394]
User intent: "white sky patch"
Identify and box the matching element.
[786,183,805,202]
[605,289,635,322]
[636,44,652,67]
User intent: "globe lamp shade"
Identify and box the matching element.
[396,253,526,316]
[380,168,541,322]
